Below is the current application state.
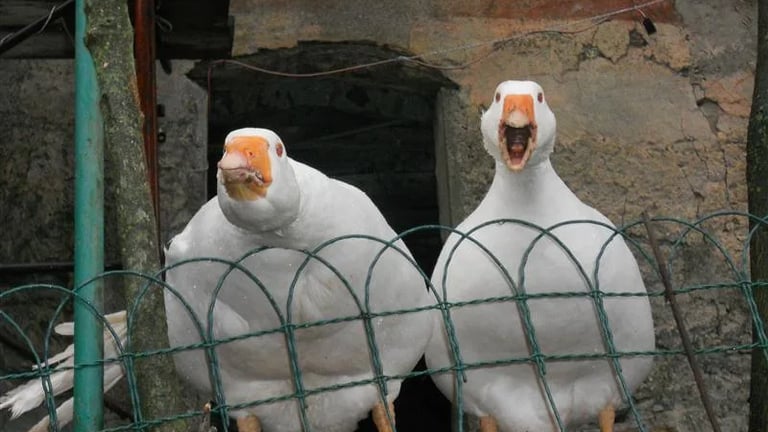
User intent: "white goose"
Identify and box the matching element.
[164,127,434,432]
[2,128,434,432]
[424,81,655,432]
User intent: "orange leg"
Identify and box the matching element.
[372,401,396,432]
[479,416,498,432]
[236,414,262,432]
[598,404,615,432]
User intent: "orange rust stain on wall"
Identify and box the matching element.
[435,0,680,23]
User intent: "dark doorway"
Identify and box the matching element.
[191,42,454,432]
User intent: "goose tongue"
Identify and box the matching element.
[505,126,531,164]
[509,143,526,161]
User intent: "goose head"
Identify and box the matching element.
[480,80,557,172]
[216,127,300,232]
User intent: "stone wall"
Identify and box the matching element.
[228,0,757,430]
[156,61,209,239]
[0,0,759,430]
[228,0,753,225]
[0,59,207,263]
[0,59,207,431]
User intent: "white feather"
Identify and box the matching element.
[164,128,436,432]
[0,311,127,430]
[425,80,655,431]
[3,127,436,432]
[25,364,124,432]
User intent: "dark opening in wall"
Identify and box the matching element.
[191,42,456,431]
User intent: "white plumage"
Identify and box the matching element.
[424,81,655,431]
[2,128,434,432]
[164,127,434,432]
[0,311,127,432]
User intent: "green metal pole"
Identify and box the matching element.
[73,0,105,430]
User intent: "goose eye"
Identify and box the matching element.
[537,92,544,103]
[495,92,501,102]
[276,142,284,157]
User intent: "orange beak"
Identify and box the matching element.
[499,94,537,172]
[218,136,272,200]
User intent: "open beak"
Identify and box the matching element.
[218,136,272,200]
[498,94,537,172]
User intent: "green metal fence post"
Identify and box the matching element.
[73,0,105,430]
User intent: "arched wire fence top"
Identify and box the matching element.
[643,211,754,279]
[289,232,432,430]
[145,236,436,432]
[628,212,768,366]
[157,253,287,429]
[1,212,768,432]
[435,217,658,430]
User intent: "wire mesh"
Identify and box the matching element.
[1,211,766,432]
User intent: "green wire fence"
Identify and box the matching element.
[1,211,766,432]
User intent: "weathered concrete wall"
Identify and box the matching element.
[0,59,207,260]
[0,0,758,430]
[229,0,752,224]
[156,61,209,238]
[0,60,77,264]
[0,59,207,431]
[229,0,756,430]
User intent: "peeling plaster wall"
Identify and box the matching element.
[229,0,753,226]
[0,59,207,431]
[0,62,85,426]
[0,0,759,430]
[0,59,207,258]
[229,0,756,431]
[0,60,78,265]
[156,61,209,239]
